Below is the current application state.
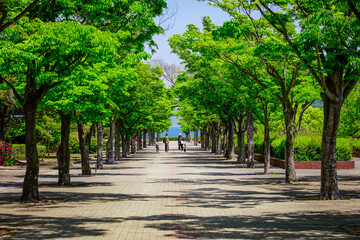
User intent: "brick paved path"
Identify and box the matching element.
[1,142,360,239]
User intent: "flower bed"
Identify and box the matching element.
[254,153,355,169]
[0,140,18,166]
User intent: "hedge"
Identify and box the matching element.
[351,139,360,152]
[11,144,47,160]
[160,137,179,141]
[236,134,353,161]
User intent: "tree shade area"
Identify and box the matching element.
[0,0,359,203]
[0,0,172,201]
[168,0,360,200]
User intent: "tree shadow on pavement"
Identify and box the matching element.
[0,213,122,240]
[124,211,360,239]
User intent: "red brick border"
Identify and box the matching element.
[254,154,355,169]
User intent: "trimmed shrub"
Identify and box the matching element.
[160,137,178,141]
[336,138,353,161]
[270,135,286,160]
[253,135,353,161]
[351,139,360,152]
[294,136,321,161]
[11,144,47,160]
[0,140,17,166]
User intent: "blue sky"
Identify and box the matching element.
[149,0,230,129]
[148,0,230,65]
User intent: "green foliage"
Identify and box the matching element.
[69,132,80,154]
[11,144,47,160]
[7,119,25,143]
[294,136,322,162]
[338,83,360,138]
[160,137,178,141]
[336,138,353,161]
[90,137,97,154]
[351,140,360,152]
[270,135,286,160]
[36,113,61,152]
[298,107,324,135]
[68,132,97,154]
[252,134,352,161]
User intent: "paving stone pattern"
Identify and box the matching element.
[1,142,360,239]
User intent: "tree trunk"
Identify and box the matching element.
[205,127,210,151]
[148,129,152,146]
[225,120,235,160]
[77,122,93,176]
[57,112,71,186]
[200,129,205,149]
[131,135,136,154]
[96,122,103,169]
[211,125,216,153]
[223,127,228,157]
[236,118,246,164]
[285,124,297,183]
[264,111,271,174]
[137,132,142,150]
[216,127,222,155]
[106,117,116,164]
[114,119,121,161]
[126,137,131,155]
[247,109,255,168]
[194,130,198,146]
[121,134,127,158]
[143,130,147,148]
[0,105,8,140]
[320,95,343,200]
[21,104,40,201]
[282,100,298,183]
[157,133,160,142]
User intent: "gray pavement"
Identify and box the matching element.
[1,141,360,239]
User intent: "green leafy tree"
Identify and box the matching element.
[199,0,359,199]
[0,0,39,33]
[338,83,360,138]
[0,0,168,201]
[248,0,359,199]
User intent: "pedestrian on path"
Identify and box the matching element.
[178,133,184,151]
[155,141,159,152]
[163,133,170,152]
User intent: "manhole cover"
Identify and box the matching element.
[340,225,360,236]
[0,227,19,238]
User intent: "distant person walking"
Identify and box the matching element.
[155,141,159,152]
[178,133,184,151]
[163,133,170,152]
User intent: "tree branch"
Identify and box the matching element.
[0,74,23,104]
[348,1,360,22]
[0,0,40,33]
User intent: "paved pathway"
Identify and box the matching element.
[1,142,360,239]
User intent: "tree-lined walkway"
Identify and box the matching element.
[1,142,360,239]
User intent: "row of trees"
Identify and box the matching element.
[0,0,173,202]
[170,0,360,200]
